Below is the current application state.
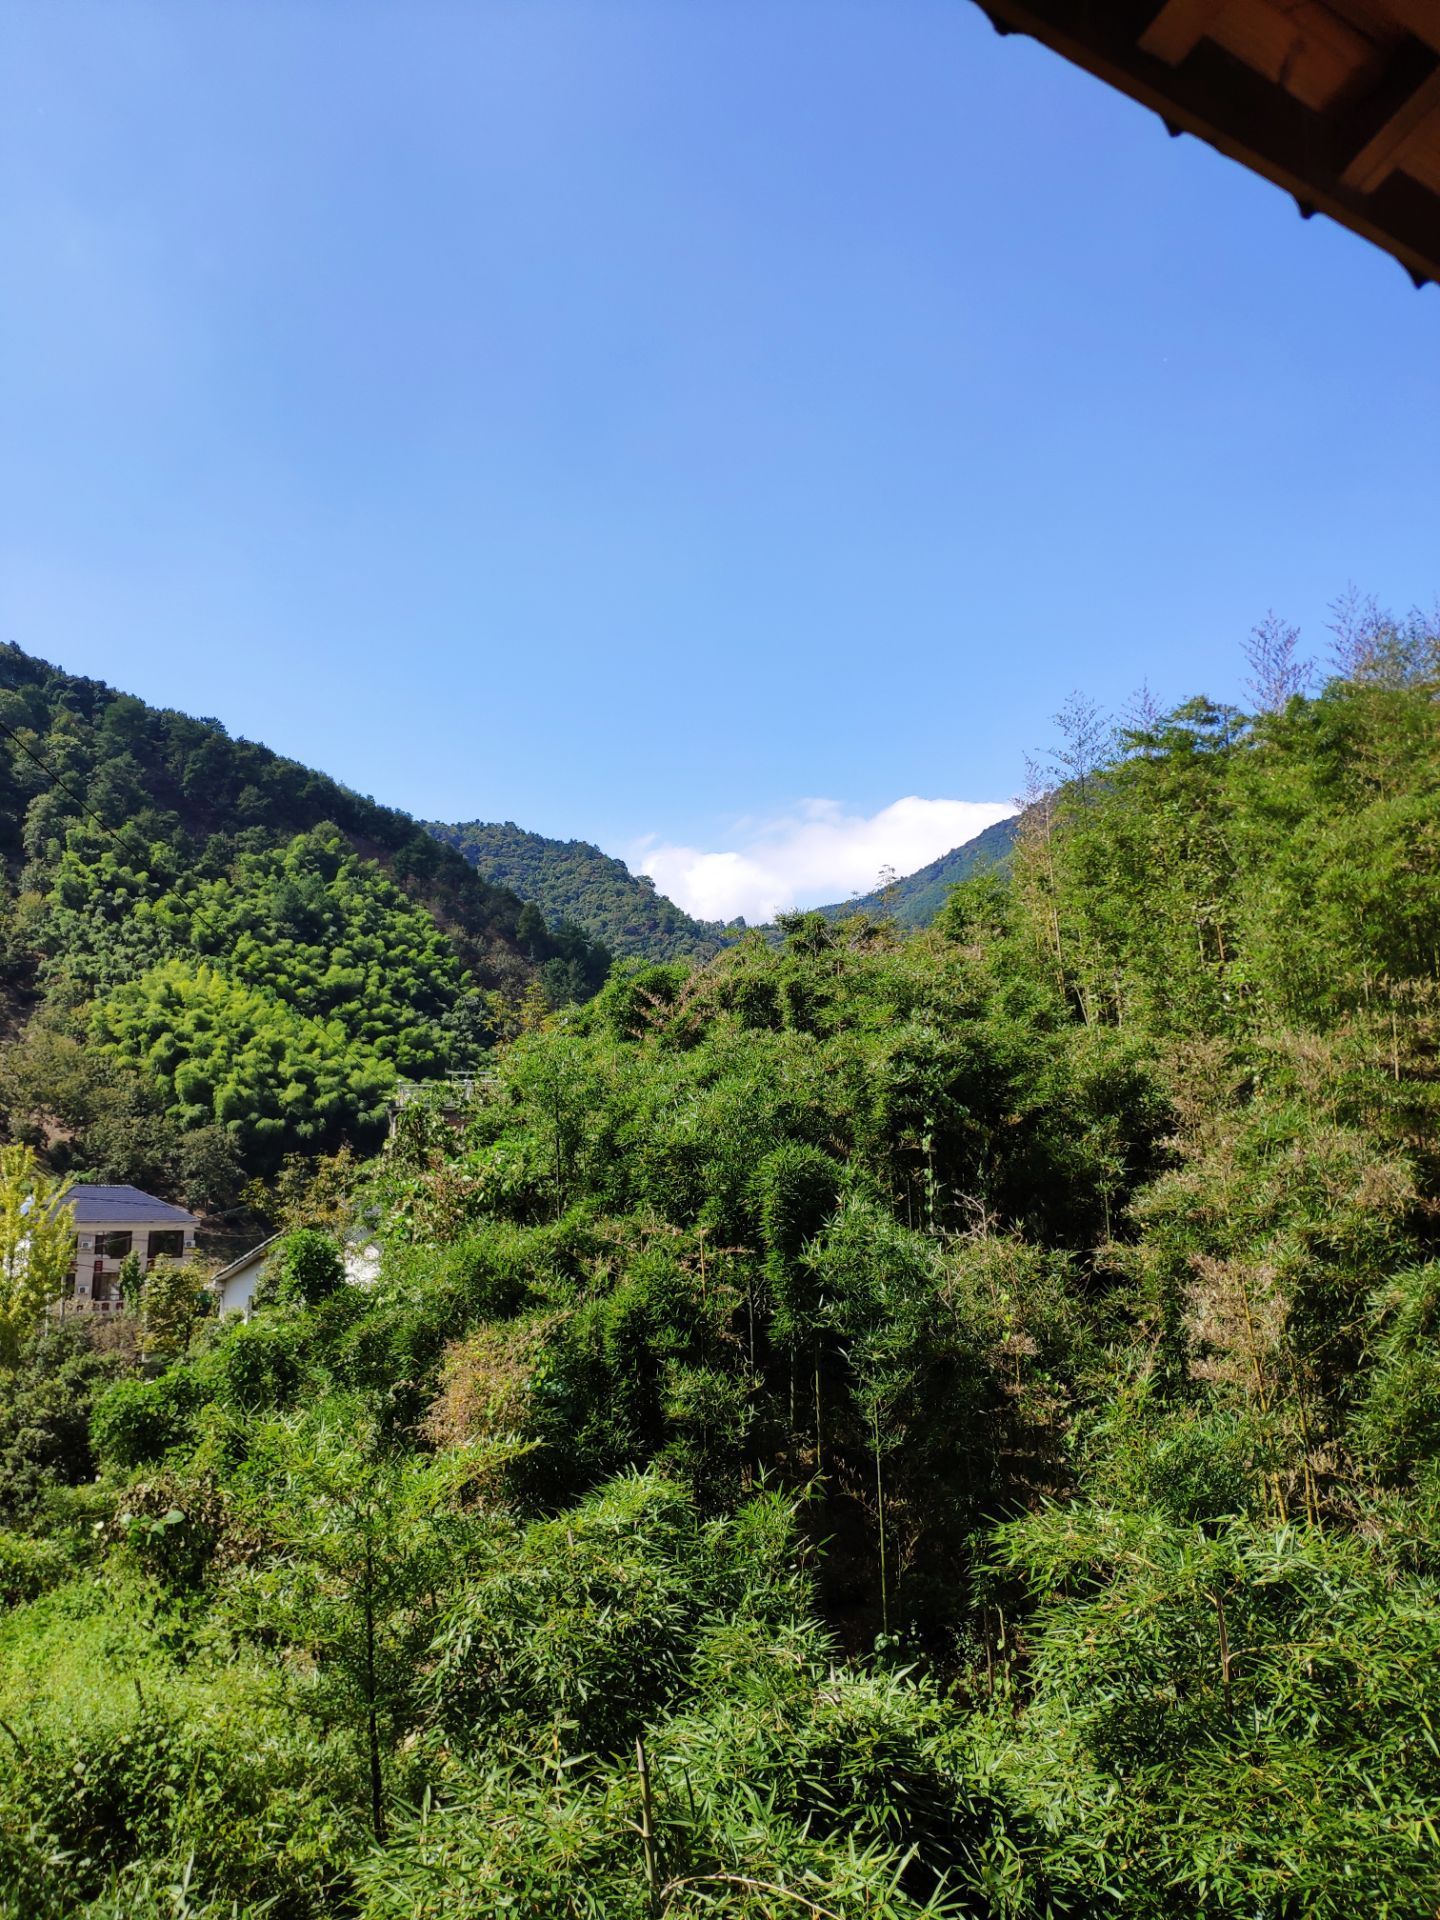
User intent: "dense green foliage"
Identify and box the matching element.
[0,647,610,1197]
[815,814,1020,928]
[60,827,472,1163]
[3,615,1440,1916]
[429,818,729,960]
[45,829,468,1035]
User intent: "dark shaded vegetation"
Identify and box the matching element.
[3,610,1440,1915]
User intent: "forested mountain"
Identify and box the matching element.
[0,645,609,1206]
[815,812,1020,926]
[3,610,1439,1918]
[427,818,728,960]
[429,813,1020,960]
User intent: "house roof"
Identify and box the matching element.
[212,1234,281,1288]
[972,0,1440,289]
[59,1184,200,1229]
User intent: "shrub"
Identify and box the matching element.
[0,1327,116,1524]
[272,1229,345,1307]
[202,1313,309,1413]
[90,1368,204,1471]
[0,1576,366,1915]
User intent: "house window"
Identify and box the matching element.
[147,1230,185,1262]
[100,1231,133,1261]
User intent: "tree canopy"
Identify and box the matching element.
[428,818,730,961]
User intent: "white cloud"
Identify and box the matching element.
[631,796,1016,925]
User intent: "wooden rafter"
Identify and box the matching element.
[1385,0,1440,53]
[1140,0,1234,65]
[970,0,1440,288]
[1341,63,1440,187]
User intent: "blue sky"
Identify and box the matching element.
[3,2,1437,920]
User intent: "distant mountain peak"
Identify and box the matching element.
[426,819,726,962]
[812,814,1019,927]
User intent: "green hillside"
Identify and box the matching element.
[816,811,1020,926]
[3,621,1440,1918]
[427,818,728,960]
[0,645,609,1202]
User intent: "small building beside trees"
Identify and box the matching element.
[211,1233,281,1319]
[212,1225,381,1320]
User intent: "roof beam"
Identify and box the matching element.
[1341,62,1440,188]
[1139,0,1231,66]
[1385,0,1440,55]
[971,0,1440,285]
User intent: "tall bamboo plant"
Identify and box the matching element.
[0,1145,73,1365]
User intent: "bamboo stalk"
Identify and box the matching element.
[636,1735,659,1917]
[1210,1590,1234,1719]
[873,1401,889,1636]
[659,1876,843,1919]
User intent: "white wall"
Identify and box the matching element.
[216,1255,268,1320]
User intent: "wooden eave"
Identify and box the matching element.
[970,0,1440,288]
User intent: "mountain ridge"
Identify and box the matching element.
[429,812,1024,960]
[426,819,729,962]
[811,813,1021,927]
[0,643,610,1202]
[0,642,603,1001]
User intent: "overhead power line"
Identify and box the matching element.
[0,709,163,870]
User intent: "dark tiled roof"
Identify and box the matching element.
[59,1184,199,1228]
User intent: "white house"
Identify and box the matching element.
[60,1184,199,1313]
[212,1227,381,1320]
[212,1234,281,1319]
